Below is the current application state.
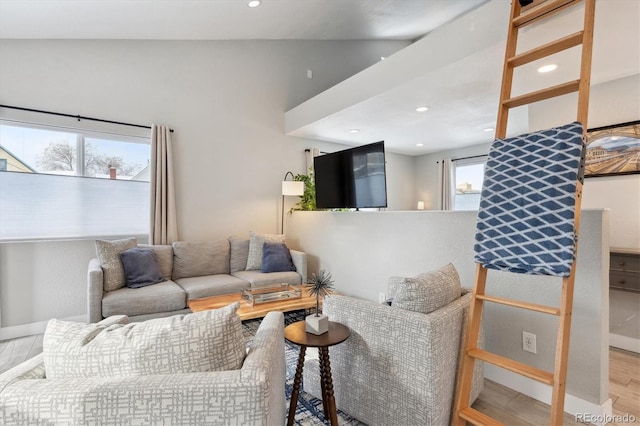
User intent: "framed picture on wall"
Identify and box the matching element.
[585,120,640,178]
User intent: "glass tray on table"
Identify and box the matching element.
[241,283,302,305]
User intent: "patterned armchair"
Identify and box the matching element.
[303,290,484,426]
[0,312,285,425]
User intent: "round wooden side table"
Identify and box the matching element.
[284,320,350,426]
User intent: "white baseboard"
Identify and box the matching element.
[484,364,612,426]
[0,314,87,341]
[610,333,640,353]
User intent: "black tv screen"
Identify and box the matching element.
[314,141,388,209]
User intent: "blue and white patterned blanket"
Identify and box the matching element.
[474,122,585,277]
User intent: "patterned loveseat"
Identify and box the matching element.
[0,310,286,425]
[303,268,484,426]
[88,233,307,322]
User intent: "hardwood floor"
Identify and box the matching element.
[1,335,638,425]
[468,347,640,425]
[608,348,640,425]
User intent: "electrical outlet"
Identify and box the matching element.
[523,331,537,353]
[378,292,386,304]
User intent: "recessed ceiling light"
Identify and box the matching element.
[348,129,360,133]
[482,127,494,132]
[380,56,386,60]
[416,143,424,147]
[537,64,558,73]
[416,106,429,112]
[248,0,261,8]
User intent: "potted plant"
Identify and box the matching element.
[290,170,316,212]
[305,270,334,335]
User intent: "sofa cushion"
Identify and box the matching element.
[102,280,186,317]
[44,302,246,379]
[176,274,250,300]
[262,242,297,273]
[231,270,301,288]
[390,263,461,314]
[172,240,230,279]
[245,231,286,271]
[120,247,166,288]
[228,236,250,273]
[95,237,137,292]
[139,244,174,279]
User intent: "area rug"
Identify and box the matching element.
[242,310,364,426]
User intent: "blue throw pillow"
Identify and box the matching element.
[261,242,297,273]
[120,248,166,289]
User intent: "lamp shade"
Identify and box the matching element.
[282,181,304,196]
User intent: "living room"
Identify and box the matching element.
[1,0,639,424]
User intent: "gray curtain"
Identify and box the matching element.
[439,157,454,210]
[149,125,178,244]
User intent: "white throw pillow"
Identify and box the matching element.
[245,231,286,271]
[43,302,246,379]
[390,263,461,314]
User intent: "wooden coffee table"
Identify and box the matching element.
[188,285,319,320]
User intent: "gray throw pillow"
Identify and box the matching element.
[172,240,230,279]
[95,237,137,292]
[245,231,286,271]
[120,247,166,288]
[228,236,250,273]
[261,242,296,273]
[391,263,461,314]
[138,244,174,279]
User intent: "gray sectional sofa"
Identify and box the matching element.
[87,236,307,322]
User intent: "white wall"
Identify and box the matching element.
[414,142,491,210]
[0,39,414,332]
[530,74,640,251]
[287,209,610,410]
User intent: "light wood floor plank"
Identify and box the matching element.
[470,398,531,425]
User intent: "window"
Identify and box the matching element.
[453,156,486,211]
[0,121,151,241]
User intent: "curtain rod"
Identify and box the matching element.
[0,104,174,133]
[453,154,487,162]
[437,154,487,164]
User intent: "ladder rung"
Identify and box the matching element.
[502,79,580,109]
[476,294,561,315]
[513,0,580,28]
[459,407,505,426]
[468,348,555,385]
[508,31,583,68]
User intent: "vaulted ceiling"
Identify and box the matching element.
[1,0,638,155]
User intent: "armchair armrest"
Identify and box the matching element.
[87,258,103,323]
[289,250,307,282]
[0,354,45,394]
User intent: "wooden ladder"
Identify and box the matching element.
[453,0,596,425]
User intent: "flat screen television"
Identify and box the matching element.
[314,141,388,209]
